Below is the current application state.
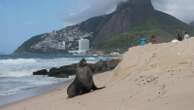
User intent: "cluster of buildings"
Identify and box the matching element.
[49,28,91,54]
[62,38,90,55]
[31,27,91,54]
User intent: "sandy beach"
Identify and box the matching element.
[2,38,194,110]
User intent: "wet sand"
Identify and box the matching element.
[0,80,72,107]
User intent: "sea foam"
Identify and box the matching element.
[0,58,37,65]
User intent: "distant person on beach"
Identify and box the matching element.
[171,33,183,43]
[150,35,158,44]
[184,32,190,40]
[177,33,183,41]
[139,36,146,46]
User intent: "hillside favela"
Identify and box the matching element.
[1,0,194,110]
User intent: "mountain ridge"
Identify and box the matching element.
[14,0,194,54]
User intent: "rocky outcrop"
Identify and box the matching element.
[33,59,120,78]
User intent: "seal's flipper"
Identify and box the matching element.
[92,84,105,90]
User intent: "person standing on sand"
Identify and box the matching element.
[139,36,147,46]
[150,35,158,44]
[171,33,183,43]
[184,32,190,40]
[177,33,183,41]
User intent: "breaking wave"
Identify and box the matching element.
[0,56,103,97]
[0,58,37,65]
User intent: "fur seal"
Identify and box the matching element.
[67,59,105,98]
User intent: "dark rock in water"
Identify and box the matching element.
[67,59,105,98]
[90,59,120,73]
[33,59,120,78]
[48,64,77,78]
[90,60,109,73]
[106,59,120,70]
[33,69,48,76]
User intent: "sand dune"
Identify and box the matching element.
[2,38,194,110]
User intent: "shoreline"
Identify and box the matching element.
[0,79,72,108]
[0,55,119,109]
[0,71,112,110]
[2,38,194,110]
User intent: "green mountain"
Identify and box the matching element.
[14,0,194,54]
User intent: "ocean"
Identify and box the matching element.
[0,55,107,106]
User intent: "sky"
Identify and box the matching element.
[0,0,194,54]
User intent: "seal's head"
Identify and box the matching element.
[79,58,87,67]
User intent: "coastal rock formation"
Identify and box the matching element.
[15,0,194,54]
[33,59,120,78]
[33,69,48,76]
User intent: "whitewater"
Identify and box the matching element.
[0,56,102,98]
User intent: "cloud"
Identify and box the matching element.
[63,0,126,24]
[152,0,194,23]
[63,0,194,25]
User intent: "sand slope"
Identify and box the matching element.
[2,38,194,110]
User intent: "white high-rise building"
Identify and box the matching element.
[78,39,89,53]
